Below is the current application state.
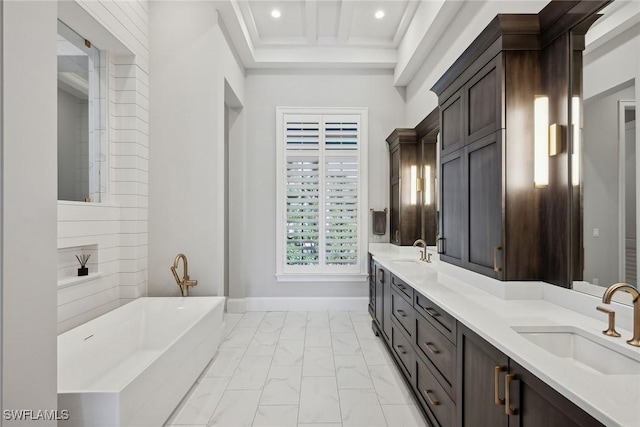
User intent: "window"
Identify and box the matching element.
[57,20,107,202]
[276,108,368,282]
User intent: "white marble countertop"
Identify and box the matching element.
[369,243,640,427]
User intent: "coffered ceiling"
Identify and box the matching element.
[216,0,435,75]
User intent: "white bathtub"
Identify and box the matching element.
[58,297,225,427]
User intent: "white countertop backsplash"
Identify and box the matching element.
[368,243,640,427]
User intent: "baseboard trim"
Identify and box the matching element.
[225,298,246,313]
[225,297,368,312]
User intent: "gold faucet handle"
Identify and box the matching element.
[596,306,621,337]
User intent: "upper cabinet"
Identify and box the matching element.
[387,108,440,247]
[432,15,543,280]
[387,129,420,245]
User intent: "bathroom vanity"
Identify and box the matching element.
[369,244,639,427]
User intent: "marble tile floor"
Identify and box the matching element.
[164,311,428,427]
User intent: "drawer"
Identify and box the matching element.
[414,292,456,343]
[392,291,414,338]
[391,274,413,303]
[415,314,456,399]
[391,326,414,380]
[416,356,455,427]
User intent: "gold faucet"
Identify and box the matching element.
[412,239,431,263]
[601,283,640,347]
[170,253,198,297]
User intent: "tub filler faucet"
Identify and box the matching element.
[171,253,198,296]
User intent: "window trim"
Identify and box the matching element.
[275,107,369,283]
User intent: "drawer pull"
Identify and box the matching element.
[397,283,406,290]
[423,342,440,354]
[423,389,440,406]
[494,366,506,406]
[493,246,502,272]
[396,344,407,355]
[397,309,407,317]
[505,373,517,415]
[423,307,440,318]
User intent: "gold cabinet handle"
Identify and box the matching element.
[596,306,621,337]
[436,237,445,254]
[396,344,407,354]
[377,269,384,284]
[493,246,502,272]
[505,373,517,415]
[423,389,440,406]
[423,342,440,354]
[396,283,406,290]
[397,309,407,317]
[395,230,400,243]
[494,366,506,405]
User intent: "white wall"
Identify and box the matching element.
[2,1,58,423]
[235,70,405,300]
[56,0,150,333]
[148,2,245,298]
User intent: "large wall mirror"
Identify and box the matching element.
[570,0,639,299]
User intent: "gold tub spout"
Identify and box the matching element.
[170,253,198,297]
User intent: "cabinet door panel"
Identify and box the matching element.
[507,361,604,427]
[382,270,392,343]
[374,265,384,328]
[390,180,400,244]
[441,90,465,156]
[467,133,503,278]
[467,54,503,142]
[440,150,465,265]
[458,325,508,427]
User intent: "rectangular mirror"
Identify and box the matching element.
[570,0,639,298]
[57,20,105,203]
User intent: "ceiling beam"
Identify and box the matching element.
[337,0,354,44]
[305,0,318,44]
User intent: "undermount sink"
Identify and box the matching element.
[512,325,640,375]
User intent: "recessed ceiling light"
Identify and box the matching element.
[375,10,385,19]
[271,9,281,18]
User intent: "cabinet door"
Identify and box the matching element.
[466,132,503,279]
[390,178,400,244]
[466,54,503,142]
[382,269,392,343]
[506,361,604,427]
[374,264,384,328]
[458,325,508,427]
[440,89,465,156]
[440,149,465,266]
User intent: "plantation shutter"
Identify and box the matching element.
[283,114,361,273]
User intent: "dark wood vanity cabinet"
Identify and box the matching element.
[432,17,543,281]
[387,129,420,245]
[458,325,604,427]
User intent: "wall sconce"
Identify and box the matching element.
[410,165,417,205]
[534,96,549,188]
[424,165,432,205]
[572,96,581,186]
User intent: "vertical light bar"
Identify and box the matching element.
[534,96,549,187]
[572,96,581,186]
[424,165,431,205]
[410,165,417,205]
